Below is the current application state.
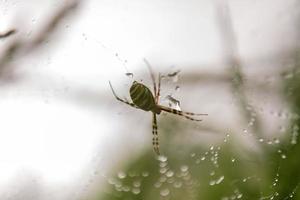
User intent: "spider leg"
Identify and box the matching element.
[155,73,162,103]
[152,112,160,155]
[179,111,208,116]
[109,81,139,109]
[143,58,157,96]
[158,105,207,122]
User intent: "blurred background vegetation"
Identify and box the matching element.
[89,54,300,200]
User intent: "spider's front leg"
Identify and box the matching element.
[109,81,139,109]
[155,73,162,104]
[144,58,157,96]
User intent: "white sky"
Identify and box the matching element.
[0,0,299,199]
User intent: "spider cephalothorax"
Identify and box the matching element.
[109,59,207,155]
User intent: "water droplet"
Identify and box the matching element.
[142,171,149,177]
[132,187,140,195]
[115,185,123,192]
[216,176,224,184]
[167,70,181,82]
[274,138,280,144]
[154,182,162,188]
[180,165,189,172]
[122,185,130,192]
[160,162,168,168]
[210,171,215,176]
[291,126,299,145]
[166,95,181,111]
[277,149,282,153]
[118,171,126,179]
[160,167,168,174]
[259,138,264,143]
[221,197,229,200]
[210,146,214,151]
[159,176,167,183]
[166,170,174,177]
[167,70,181,77]
[173,181,182,188]
[267,140,273,145]
[231,158,236,163]
[209,180,216,186]
[158,155,168,162]
[209,176,224,185]
[281,154,287,159]
[190,153,196,157]
[248,120,255,126]
[167,178,175,184]
[160,188,170,197]
[108,178,116,185]
[245,105,252,111]
[125,72,133,78]
[175,85,180,91]
[237,194,243,199]
[201,156,206,161]
[291,137,298,145]
[133,180,141,187]
[128,171,138,177]
[82,33,87,40]
[115,181,122,187]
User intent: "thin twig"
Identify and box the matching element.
[0,29,16,39]
[0,0,81,79]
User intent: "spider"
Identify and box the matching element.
[109,59,207,155]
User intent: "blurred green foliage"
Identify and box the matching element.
[90,52,300,200]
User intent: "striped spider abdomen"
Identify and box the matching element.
[130,81,160,114]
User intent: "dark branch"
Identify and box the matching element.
[0,29,16,39]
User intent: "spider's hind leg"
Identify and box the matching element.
[152,113,160,155]
[180,111,208,116]
[158,105,207,122]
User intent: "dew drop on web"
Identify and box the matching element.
[165,95,181,111]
